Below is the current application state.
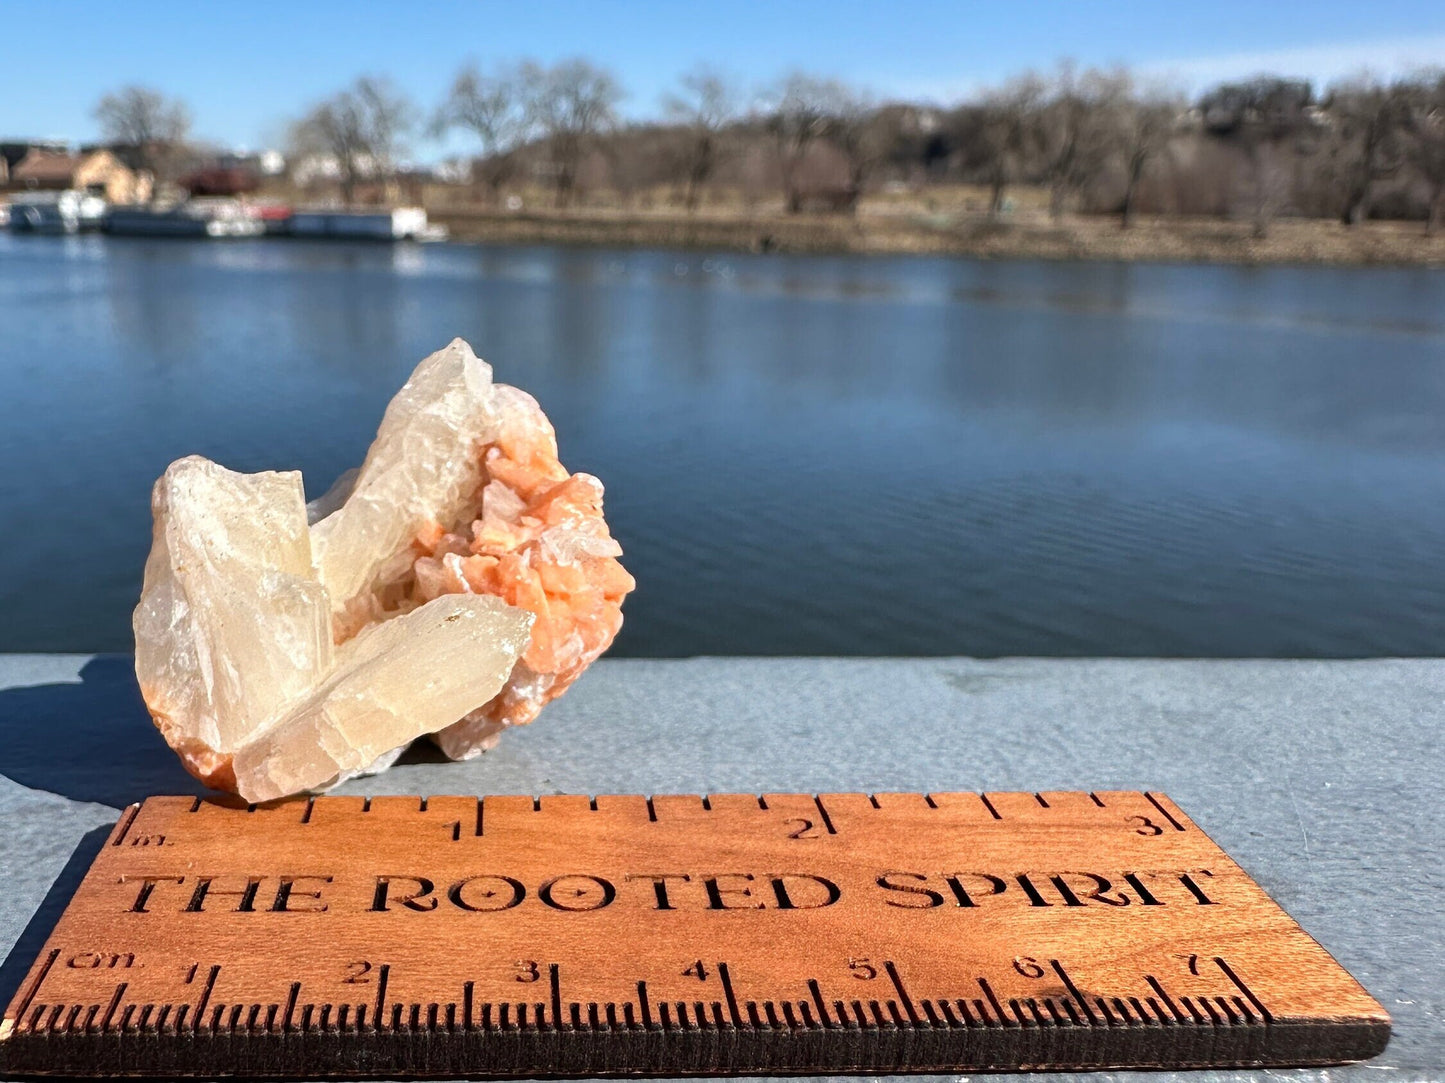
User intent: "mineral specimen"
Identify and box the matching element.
[134,339,633,801]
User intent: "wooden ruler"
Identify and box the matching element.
[0,791,1387,1076]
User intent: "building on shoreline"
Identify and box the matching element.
[5,148,150,203]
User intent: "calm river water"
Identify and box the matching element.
[2,233,1444,656]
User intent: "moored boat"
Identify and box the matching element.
[7,190,106,233]
[105,199,264,238]
[252,203,293,235]
[287,206,437,240]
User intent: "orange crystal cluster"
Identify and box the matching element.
[412,417,636,757]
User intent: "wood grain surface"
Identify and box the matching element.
[0,791,1389,1076]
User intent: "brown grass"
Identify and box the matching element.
[418,185,1445,266]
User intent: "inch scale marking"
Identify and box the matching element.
[0,791,1387,1076]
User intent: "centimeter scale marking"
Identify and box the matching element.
[0,791,1388,1077]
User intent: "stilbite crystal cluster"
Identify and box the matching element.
[134,339,634,801]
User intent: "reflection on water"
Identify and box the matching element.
[2,233,1444,656]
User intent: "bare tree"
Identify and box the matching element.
[1400,71,1445,233]
[1321,77,1410,225]
[93,85,191,199]
[1117,77,1185,228]
[662,66,737,211]
[433,63,527,204]
[1034,63,1119,219]
[291,76,415,204]
[953,75,1044,217]
[1199,78,1314,237]
[522,59,623,208]
[820,84,891,214]
[763,74,835,213]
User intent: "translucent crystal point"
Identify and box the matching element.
[229,595,532,801]
[311,338,500,640]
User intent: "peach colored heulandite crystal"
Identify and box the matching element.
[133,338,633,801]
[413,417,636,759]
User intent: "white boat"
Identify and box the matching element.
[105,199,264,238]
[7,190,107,234]
[287,206,433,240]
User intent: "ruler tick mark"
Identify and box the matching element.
[1146,976,1186,1023]
[808,979,833,1028]
[1050,960,1099,1026]
[110,804,140,846]
[637,981,653,1029]
[718,962,742,1028]
[193,965,219,1032]
[373,964,389,1030]
[1093,996,1115,1025]
[884,961,920,1025]
[9,948,58,1032]
[978,978,1011,1027]
[1215,957,1273,1024]
[99,983,125,1032]
[813,795,837,834]
[980,793,1002,819]
[282,982,299,1032]
[1144,792,1186,831]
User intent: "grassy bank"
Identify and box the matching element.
[427,204,1445,266]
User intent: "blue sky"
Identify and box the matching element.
[5,0,1444,155]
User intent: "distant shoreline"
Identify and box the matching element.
[428,206,1445,268]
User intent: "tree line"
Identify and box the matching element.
[92,60,1445,233]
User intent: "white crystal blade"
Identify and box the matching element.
[310,338,498,632]
[133,456,331,768]
[229,594,533,801]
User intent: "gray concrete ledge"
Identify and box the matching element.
[0,654,1439,1081]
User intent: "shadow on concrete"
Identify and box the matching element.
[0,825,110,1009]
[394,739,451,766]
[0,657,205,808]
